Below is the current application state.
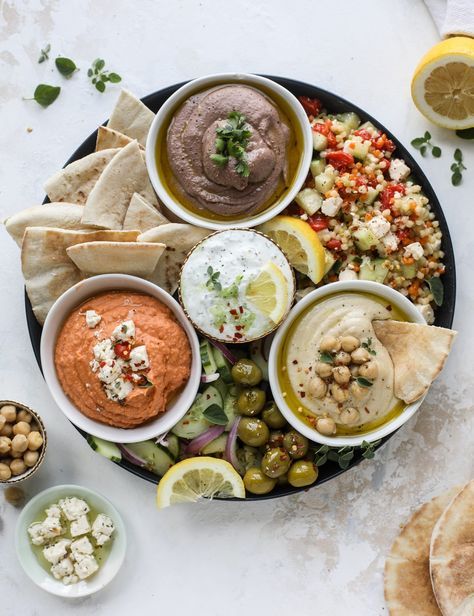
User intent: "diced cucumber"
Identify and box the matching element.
[397,194,425,215]
[365,186,380,205]
[323,249,336,275]
[310,159,326,177]
[224,391,238,431]
[295,188,322,215]
[126,441,174,476]
[213,377,229,401]
[337,112,361,131]
[344,137,369,160]
[200,339,217,375]
[211,346,233,383]
[86,436,122,462]
[163,433,179,460]
[202,433,228,455]
[354,227,379,251]
[314,172,335,194]
[401,263,417,279]
[171,394,212,439]
[312,130,328,151]
[359,120,376,132]
[202,385,224,409]
[359,258,389,283]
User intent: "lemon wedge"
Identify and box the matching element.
[245,261,289,324]
[411,36,474,129]
[156,457,245,508]
[257,215,325,284]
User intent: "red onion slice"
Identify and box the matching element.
[207,338,237,365]
[201,372,220,383]
[224,417,241,471]
[118,444,146,467]
[184,425,226,456]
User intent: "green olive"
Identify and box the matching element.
[283,430,309,459]
[237,388,266,416]
[261,403,287,429]
[237,418,270,447]
[267,430,285,449]
[231,359,263,387]
[261,447,291,478]
[277,473,288,486]
[243,467,277,495]
[287,460,318,488]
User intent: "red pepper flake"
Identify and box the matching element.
[234,332,243,339]
[239,306,244,314]
[299,391,306,398]
[219,325,224,333]
[99,361,106,367]
[292,359,298,365]
[235,325,243,331]
[386,304,393,311]
[229,308,238,316]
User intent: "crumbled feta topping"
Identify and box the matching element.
[45,504,61,518]
[85,310,102,329]
[381,232,399,252]
[70,514,91,537]
[97,358,125,385]
[59,497,90,521]
[129,345,149,371]
[389,158,411,182]
[93,339,115,362]
[70,536,94,561]
[367,214,391,239]
[416,303,435,325]
[43,539,71,565]
[62,574,79,585]
[92,513,115,546]
[321,195,343,217]
[338,268,358,281]
[28,523,47,546]
[404,241,424,261]
[51,557,75,581]
[112,320,135,342]
[74,555,99,580]
[104,376,133,402]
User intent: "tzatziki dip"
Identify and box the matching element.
[179,229,294,342]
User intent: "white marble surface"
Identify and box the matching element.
[0,1,473,614]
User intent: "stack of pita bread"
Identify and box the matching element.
[3,89,211,324]
[385,480,474,615]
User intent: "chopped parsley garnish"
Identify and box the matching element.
[210,111,251,177]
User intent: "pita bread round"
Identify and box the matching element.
[66,241,165,276]
[430,481,474,616]
[385,487,462,616]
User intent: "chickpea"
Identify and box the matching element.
[11,449,24,459]
[10,458,26,476]
[0,405,16,423]
[350,381,369,399]
[17,410,32,423]
[341,335,360,353]
[0,436,11,455]
[308,376,327,399]
[13,421,31,436]
[0,463,11,481]
[351,347,371,364]
[27,431,43,451]
[0,423,13,437]
[11,434,28,453]
[330,383,349,403]
[350,365,359,377]
[358,361,378,380]
[340,407,360,425]
[0,415,5,431]
[23,450,39,468]
[334,351,351,366]
[314,361,332,378]
[4,486,25,506]
[319,336,341,353]
[332,366,351,385]
[316,417,336,436]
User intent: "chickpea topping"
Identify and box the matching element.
[4,486,25,506]
[11,449,24,459]
[0,423,13,437]
[340,407,360,425]
[308,376,327,399]
[330,383,349,403]
[332,366,351,385]
[13,421,31,436]
[0,462,12,481]
[358,361,378,379]
[350,365,359,377]
[340,336,360,353]
[27,431,43,451]
[319,335,341,353]
[23,450,39,468]
[0,405,16,423]
[316,417,336,436]
[314,361,333,378]
[334,351,351,366]
[10,458,26,476]
[11,434,28,453]
[351,347,371,364]
[350,381,369,399]
[0,436,11,455]
[17,410,32,424]
[0,415,5,431]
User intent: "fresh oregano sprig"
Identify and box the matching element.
[206,266,222,292]
[55,57,78,78]
[211,111,251,177]
[411,131,442,158]
[450,148,466,186]
[38,44,51,63]
[87,58,121,93]
[314,439,381,470]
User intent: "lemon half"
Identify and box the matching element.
[245,261,289,324]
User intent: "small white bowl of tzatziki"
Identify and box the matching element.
[179,229,295,343]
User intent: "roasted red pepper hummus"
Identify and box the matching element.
[55,291,191,428]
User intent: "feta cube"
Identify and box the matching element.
[70,536,94,562]
[28,522,47,546]
[85,310,102,329]
[39,516,64,541]
[404,241,424,261]
[338,268,358,281]
[98,358,125,385]
[43,539,71,565]
[112,320,135,342]
[93,339,115,362]
[367,215,391,239]
[70,514,91,537]
[51,557,74,580]
[45,504,61,518]
[321,195,343,217]
[74,555,99,580]
[92,514,115,546]
[104,376,133,402]
[62,574,79,585]
[59,497,90,521]
[381,232,399,252]
[416,303,435,325]
[129,345,150,372]
[389,158,411,182]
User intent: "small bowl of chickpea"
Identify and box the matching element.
[0,401,47,483]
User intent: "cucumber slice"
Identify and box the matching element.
[171,394,212,439]
[314,171,335,194]
[365,186,380,205]
[337,112,361,131]
[359,258,389,283]
[312,130,328,151]
[200,339,217,375]
[223,391,238,431]
[211,347,233,383]
[126,441,174,477]
[310,159,326,177]
[295,188,322,215]
[162,433,179,460]
[401,263,417,279]
[87,436,122,462]
[213,377,229,401]
[354,227,379,251]
[202,433,228,455]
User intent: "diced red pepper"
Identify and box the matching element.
[307,214,329,232]
[396,228,413,246]
[114,341,132,360]
[353,128,373,141]
[298,96,322,117]
[380,184,405,209]
[325,151,354,171]
[380,158,391,174]
[312,121,337,148]
[325,238,342,250]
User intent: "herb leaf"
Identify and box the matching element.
[426,276,444,306]
[88,58,121,93]
[38,44,51,63]
[319,351,334,364]
[55,57,78,77]
[450,149,466,186]
[456,128,474,140]
[356,376,373,388]
[411,132,442,158]
[203,404,228,425]
[211,111,251,177]
[454,148,463,162]
[25,84,61,107]
[432,146,442,158]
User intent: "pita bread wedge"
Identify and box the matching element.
[67,241,165,276]
[385,486,462,615]
[44,148,119,205]
[430,481,474,616]
[107,89,154,147]
[4,203,92,247]
[138,223,211,293]
[95,126,145,152]
[22,227,139,324]
[372,320,456,404]
[123,193,168,232]
[81,140,158,230]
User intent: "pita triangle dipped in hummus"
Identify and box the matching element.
[81,140,158,230]
[384,486,462,616]
[4,203,91,247]
[138,223,211,293]
[67,241,165,276]
[22,227,139,324]
[123,193,169,232]
[430,481,474,616]
[44,148,120,205]
[372,320,456,404]
[95,126,144,152]
[107,89,154,147]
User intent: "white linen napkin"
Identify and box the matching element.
[424,0,474,37]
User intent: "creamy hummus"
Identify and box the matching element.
[282,293,404,430]
[166,84,291,216]
[55,291,191,428]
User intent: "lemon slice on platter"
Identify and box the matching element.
[156,457,245,508]
[245,261,289,324]
[411,36,474,129]
[257,215,325,284]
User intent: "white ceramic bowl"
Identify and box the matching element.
[15,484,126,598]
[145,72,313,230]
[40,274,201,443]
[268,280,426,447]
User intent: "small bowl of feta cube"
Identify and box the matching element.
[15,484,126,597]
